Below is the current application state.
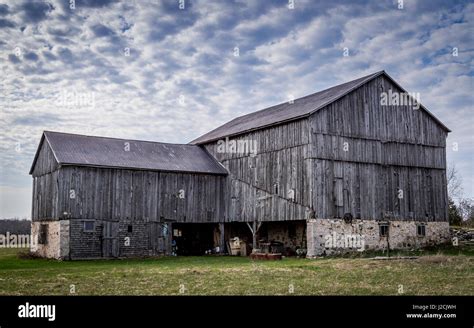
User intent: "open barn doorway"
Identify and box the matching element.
[224,220,307,256]
[172,223,219,255]
[260,220,307,256]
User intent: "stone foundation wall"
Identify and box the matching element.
[307,219,450,257]
[31,220,70,259]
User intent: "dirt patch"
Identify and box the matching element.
[17,251,43,260]
[417,255,452,264]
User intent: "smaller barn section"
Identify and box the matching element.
[29,131,228,259]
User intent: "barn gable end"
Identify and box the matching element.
[30,134,60,177]
[306,74,449,256]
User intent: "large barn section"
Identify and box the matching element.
[30,71,451,259]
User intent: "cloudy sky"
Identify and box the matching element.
[0,0,473,219]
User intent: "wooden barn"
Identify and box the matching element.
[30,71,451,259]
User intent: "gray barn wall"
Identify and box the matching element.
[31,140,60,221]
[308,75,448,222]
[31,140,227,224]
[203,119,314,222]
[31,138,59,177]
[203,75,448,224]
[55,166,226,223]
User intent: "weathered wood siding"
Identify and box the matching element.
[310,76,447,147]
[309,75,448,221]
[31,170,60,221]
[31,140,226,224]
[30,73,448,228]
[31,138,58,177]
[56,166,225,223]
[31,140,60,221]
[203,119,314,222]
[311,160,447,221]
[203,75,448,223]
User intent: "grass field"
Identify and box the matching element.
[0,247,473,295]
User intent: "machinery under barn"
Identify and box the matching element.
[29,71,451,259]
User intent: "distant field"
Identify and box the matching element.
[0,247,472,295]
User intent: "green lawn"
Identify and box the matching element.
[0,247,472,295]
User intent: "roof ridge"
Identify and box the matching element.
[190,70,386,144]
[226,70,384,123]
[30,131,229,175]
[43,130,196,147]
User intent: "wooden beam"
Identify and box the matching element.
[246,221,260,252]
[252,220,257,251]
[246,222,254,235]
[219,223,225,254]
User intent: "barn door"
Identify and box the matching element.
[102,221,119,258]
[148,222,171,255]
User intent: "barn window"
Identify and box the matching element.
[38,224,48,245]
[417,224,426,237]
[83,221,95,232]
[128,225,133,233]
[379,223,389,237]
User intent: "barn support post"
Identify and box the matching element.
[219,223,225,254]
[247,220,262,253]
[252,220,257,252]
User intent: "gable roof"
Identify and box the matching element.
[190,70,450,144]
[29,131,228,175]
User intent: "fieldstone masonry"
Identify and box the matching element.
[306,219,450,257]
[31,220,70,259]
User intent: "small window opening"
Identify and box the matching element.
[417,224,426,237]
[128,225,133,233]
[83,221,95,232]
[38,224,48,245]
[379,224,389,237]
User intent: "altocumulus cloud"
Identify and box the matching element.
[0,0,472,218]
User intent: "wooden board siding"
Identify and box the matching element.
[227,179,312,222]
[203,119,314,222]
[311,159,447,221]
[311,134,446,169]
[309,75,448,222]
[31,139,61,221]
[31,170,60,220]
[310,76,447,147]
[204,119,310,162]
[223,145,312,207]
[30,73,448,227]
[201,75,448,223]
[56,166,225,223]
[30,141,226,224]
[31,138,58,177]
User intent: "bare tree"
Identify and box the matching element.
[447,164,463,200]
[458,198,474,221]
